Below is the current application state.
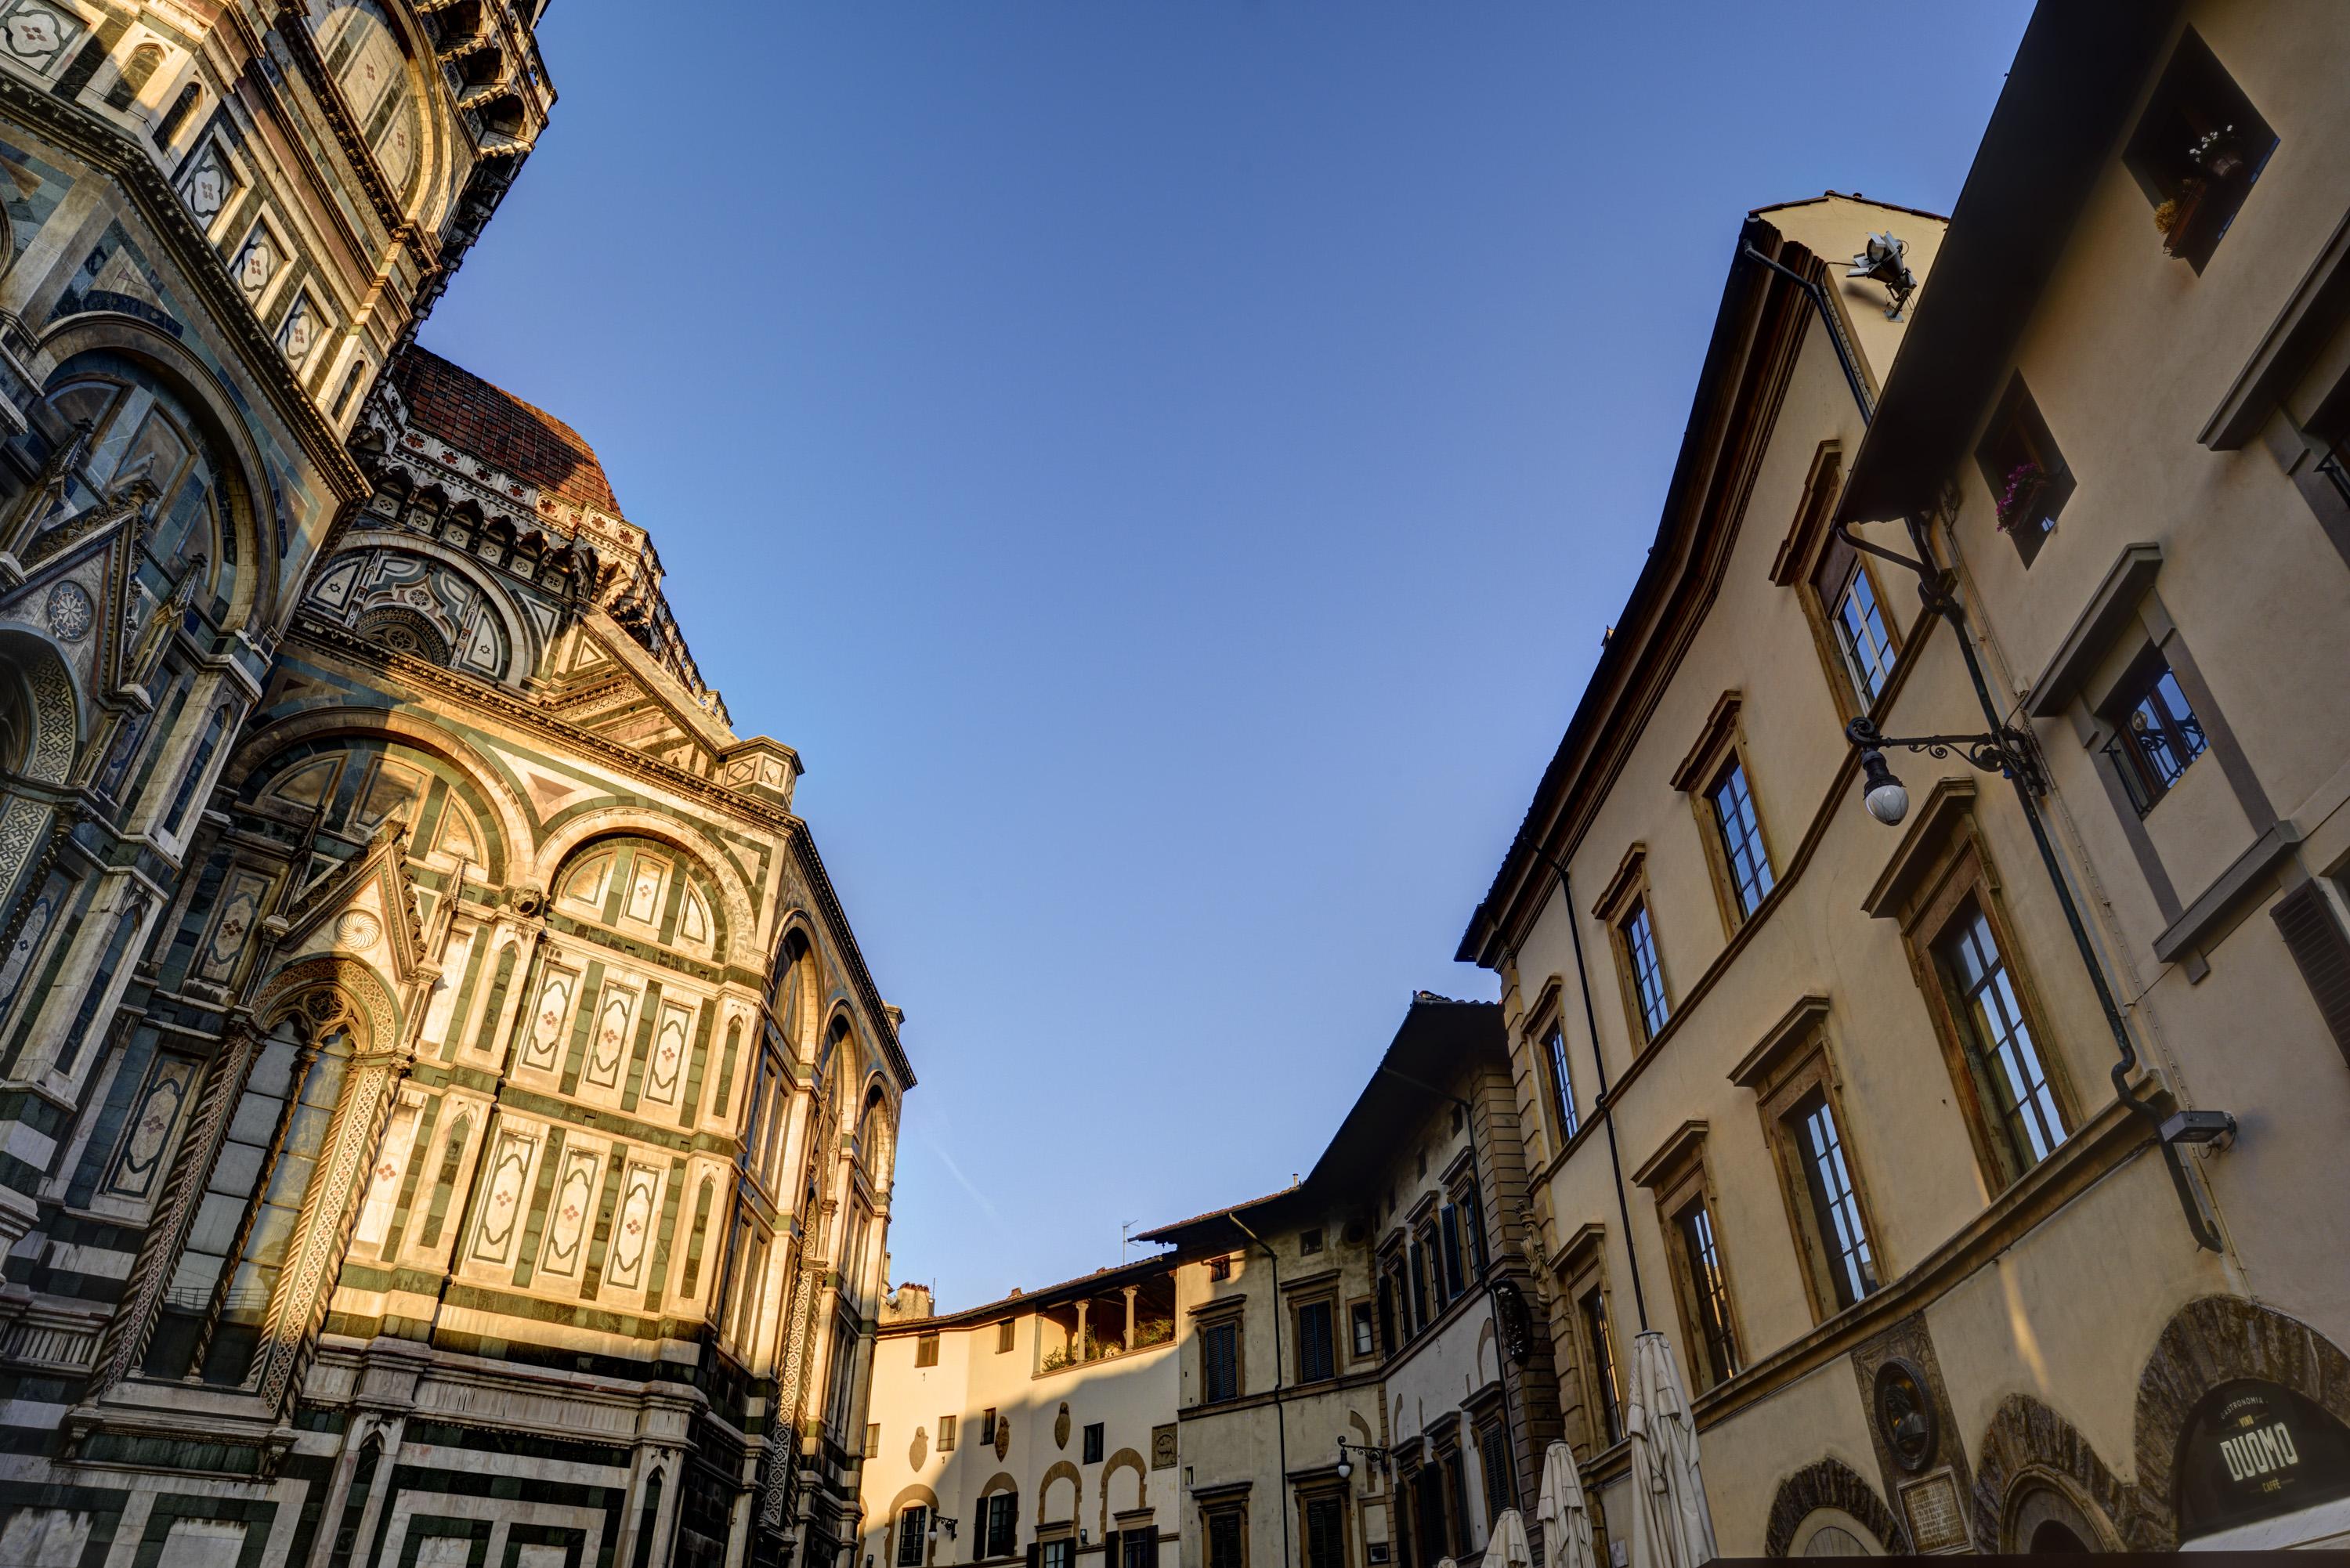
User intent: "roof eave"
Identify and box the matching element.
[1455,215,1787,970]
[1835,0,2182,524]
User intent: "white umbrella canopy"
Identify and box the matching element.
[1481,1508,1533,1568]
[1625,1330,1719,1568]
[1535,1441,1599,1568]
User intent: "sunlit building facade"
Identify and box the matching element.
[0,3,910,1566]
[1461,2,2350,1556]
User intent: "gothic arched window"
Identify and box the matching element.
[143,1000,360,1386]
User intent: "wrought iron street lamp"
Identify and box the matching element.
[1335,1437,1396,1483]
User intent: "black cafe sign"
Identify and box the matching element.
[2178,1379,2350,1539]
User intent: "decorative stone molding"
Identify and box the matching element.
[2131,1294,2350,1548]
[1968,1393,2142,1551]
[1762,1457,1911,1556]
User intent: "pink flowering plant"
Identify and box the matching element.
[1995,461,2047,533]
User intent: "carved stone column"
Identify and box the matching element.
[254,1031,411,1411]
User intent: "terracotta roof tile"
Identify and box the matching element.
[392,346,620,515]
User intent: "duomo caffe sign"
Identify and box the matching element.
[2178,1380,2350,1541]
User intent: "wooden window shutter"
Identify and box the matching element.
[1104,1530,1120,1568]
[2274,880,2350,1068]
[1026,1544,1040,1568]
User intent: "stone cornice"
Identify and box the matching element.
[0,64,367,504]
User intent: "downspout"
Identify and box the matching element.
[1737,240,2220,1250]
[1227,1214,1291,1568]
[1549,862,1650,1333]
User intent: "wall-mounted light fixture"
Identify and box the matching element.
[1848,232,1918,318]
[1335,1437,1396,1483]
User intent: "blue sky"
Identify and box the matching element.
[421,0,2034,1307]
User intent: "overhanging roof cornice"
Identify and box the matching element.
[1458,219,1815,969]
[1835,0,2182,525]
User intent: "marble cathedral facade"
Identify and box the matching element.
[0,2,912,1566]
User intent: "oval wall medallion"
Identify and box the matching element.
[334,910,382,951]
[45,581,92,642]
[1875,1357,1939,1472]
[995,1414,1012,1460]
[1054,1402,1071,1451]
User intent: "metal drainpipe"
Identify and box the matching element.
[1892,511,2222,1251]
[1227,1215,1291,1568]
[1545,860,1650,1333]
[1738,239,2220,1251]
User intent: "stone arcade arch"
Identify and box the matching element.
[1762,1457,1910,1557]
[2135,1295,2350,1549]
[1968,1391,2138,1551]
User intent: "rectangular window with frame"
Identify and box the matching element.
[1826,554,1897,706]
[939,1414,958,1452]
[864,1422,880,1459]
[1975,375,2074,566]
[916,1332,939,1367]
[2101,650,2208,814]
[1542,1021,1578,1143]
[999,1319,1016,1353]
[1675,1196,1738,1389]
[1619,899,1669,1041]
[1936,903,2069,1172]
[1478,1422,1514,1525]
[1123,1529,1158,1568]
[1206,1508,1246,1568]
[1295,1298,1336,1383]
[1350,1299,1376,1360]
[1208,1256,1232,1282]
[1438,1205,1466,1298]
[1202,1320,1241,1404]
[1043,1539,1075,1568]
[1301,1492,1346,1568]
[984,1493,1018,1559]
[981,1408,998,1445]
[1083,1422,1104,1464]
[1791,1090,1877,1310]
[1443,1449,1470,1557]
[900,1507,930,1567]
[2122,27,2276,272]
[1708,759,1776,919]
[1578,1283,1622,1446]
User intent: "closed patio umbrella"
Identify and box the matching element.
[1481,1508,1533,1568]
[1625,1330,1718,1568]
[1535,1441,1599,1568]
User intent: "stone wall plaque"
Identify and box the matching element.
[1899,1469,1969,1554]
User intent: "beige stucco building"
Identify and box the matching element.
[862,997,1560,1568]
[857,1260,1184,1568]
[1458,0,2350,1558]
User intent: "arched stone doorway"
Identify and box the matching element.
[2135,1295,2350,1550]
